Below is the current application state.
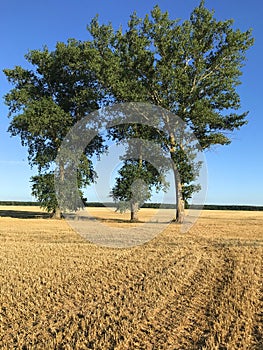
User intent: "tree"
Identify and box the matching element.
[111,160,158,222]
[88,1,253,222]
[108,121,170,221]
[110,131,170,221]
[3,40,105,217]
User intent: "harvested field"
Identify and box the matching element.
[0,206,262,349]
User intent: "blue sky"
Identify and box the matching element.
[0,0,262,205]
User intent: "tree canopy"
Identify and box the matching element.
[3,40,106,216]
[87,0,253,221]
[3,1,253,221]
[88,1,253,151]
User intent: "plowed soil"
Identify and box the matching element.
[0,206,262,349]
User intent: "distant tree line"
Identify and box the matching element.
[0,201,262,211]
[0,201,40,206]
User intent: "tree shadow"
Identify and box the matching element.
[65,214,139,223]
[65,214,170,224]
[0,209,51,219]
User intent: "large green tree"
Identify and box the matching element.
[88,1,253,222]
[3,40,105,217]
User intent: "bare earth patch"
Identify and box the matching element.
[0,206,262,349]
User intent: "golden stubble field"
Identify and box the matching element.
[0,206,262,349]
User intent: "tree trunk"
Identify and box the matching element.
[54,161,64,219]
[175,196,185,224]
[130,201,139,222]
[173,168,185,224]
[52,207,62,219]
[130,135,142,223]
[169,133,185,224]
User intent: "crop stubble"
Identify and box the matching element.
[0,206,262,349]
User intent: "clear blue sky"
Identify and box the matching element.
[0,0,262,205]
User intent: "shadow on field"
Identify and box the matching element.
[65,214,171,224]
[0,209,51,219]
[65,214,143,223]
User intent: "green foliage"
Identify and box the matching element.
[108,122,170,214]
[3,2,253,215]
[111,158,169,212]
[31,174,58,213]
[88,1,253,205]
[4,40,105,212]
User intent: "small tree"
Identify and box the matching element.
[3,40,105,217]
[111,161,151,222]
[111,155,169,222]
[88,1,253,222]
[108,121,170,221]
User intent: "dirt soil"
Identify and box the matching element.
[0,206,262,349]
